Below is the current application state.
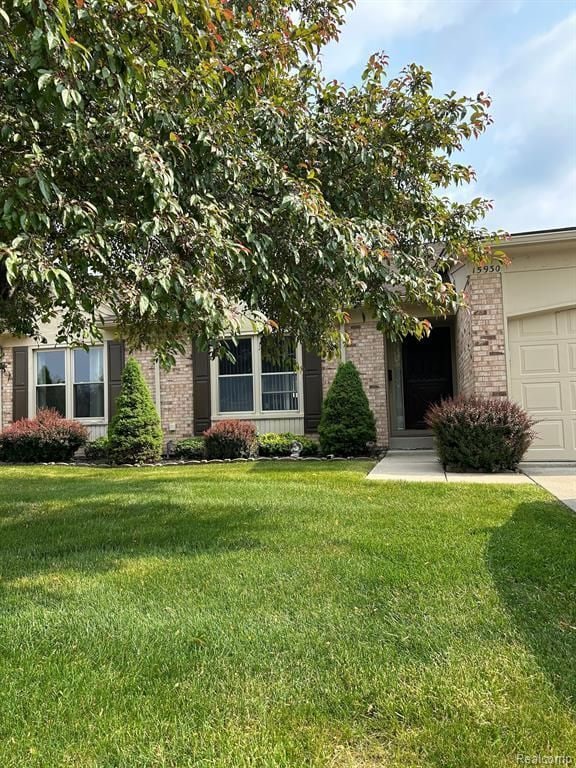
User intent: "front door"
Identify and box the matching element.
[402,327,453,429]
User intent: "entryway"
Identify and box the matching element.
[387,323,454,448]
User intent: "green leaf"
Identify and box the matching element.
[139,295,150,315]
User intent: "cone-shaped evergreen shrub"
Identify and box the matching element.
[108,358,163,464]
[319,361,376,456]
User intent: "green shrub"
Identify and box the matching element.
[84,436,109,461]
[0,408,88,462]
[108,358,163,464]
[172,437,205,460]
[257,432,319,457]
[204,420,257,459]
[318,362,376,456]
[425,396,536,472]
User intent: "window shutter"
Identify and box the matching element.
[107,340,125,420]
[192,343,211,436]
[303,348,323,434]
[12,347,29,421]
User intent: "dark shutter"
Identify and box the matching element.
[303,348,323,434]
[12,346,29,421]
[192,343,211,436]
[107,340,125,420]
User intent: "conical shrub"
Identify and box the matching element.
[319,361,376,456]
[108,357,163,464]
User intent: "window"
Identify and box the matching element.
[215,336,301,415]
[74,347,104,418]
[34,346,105,420]
[36,350,66,416]
[218,338,254,412]
[261,341,298,411]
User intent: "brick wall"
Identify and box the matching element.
[322,320,389,449]
[159,345,194,441]
[0,350,14,429]
[132,347,194,443]
[455,272,508,398]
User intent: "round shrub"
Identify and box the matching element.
[425,396,536,472]
[84,436,109,461]
[318,362,376,456]
[107,358,163,464]
[172,437,205,460]
[0,408,88,462]
[257,432,319,457]
[204,420,257,459]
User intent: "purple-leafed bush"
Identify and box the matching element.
[425,396,536,472]
[204,420,257,460]
[0,408,88,463]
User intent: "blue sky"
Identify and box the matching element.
[320,0,576,234]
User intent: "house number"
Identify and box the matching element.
[472,265,502,274]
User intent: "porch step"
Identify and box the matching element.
[389,434,435,450]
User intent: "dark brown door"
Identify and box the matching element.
[402,327,453,429]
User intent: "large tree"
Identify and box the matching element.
[0,0,501,361]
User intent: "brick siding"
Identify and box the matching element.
[322,320,389,449]
[455,272,508,398]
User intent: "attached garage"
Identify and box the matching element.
[509,309,576,460]
[501,230,576,461]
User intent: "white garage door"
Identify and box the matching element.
[509,308,576,461]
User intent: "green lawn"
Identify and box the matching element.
[0,462,574,767]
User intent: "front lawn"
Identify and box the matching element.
[0,463,574,767]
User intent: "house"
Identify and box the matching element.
[1,227,574,461]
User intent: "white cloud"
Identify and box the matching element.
[321,0,477,78]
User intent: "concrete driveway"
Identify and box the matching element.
[520,463,576,513]
[368,451,576,512]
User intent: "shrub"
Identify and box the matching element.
[425,396,536,472]
[84,436,109,461]
[318,362,376,456]
[204,420,257,459]
[257,432,319,457]
[108,358,163,464]
[0,408,88,462]
[172,437,205,460]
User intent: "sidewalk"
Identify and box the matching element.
[367,451,576,511]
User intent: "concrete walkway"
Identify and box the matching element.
[367,451,576,511]
[521,463,576,512]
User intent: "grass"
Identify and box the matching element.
[0,462,574,767]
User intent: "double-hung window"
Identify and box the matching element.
[36,350,66,416]
[218,338,254,413]
[73,347,104,418]
[34,346,105,420]
[261,341,298,411]
[216,336,300,416]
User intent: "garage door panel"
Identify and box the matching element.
[532,420,566,451]
[569,344,576,372]
[519,313,558,337]
[520,345,560,374]
[522,381,563,411]
[509,308,576,461]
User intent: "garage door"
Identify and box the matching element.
[509,308,576,461]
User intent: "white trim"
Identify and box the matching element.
[30,345,108,424]
[210,335,304,420]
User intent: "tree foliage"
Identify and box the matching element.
[0,0,501,361]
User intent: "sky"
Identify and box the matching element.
[320,0,576,234]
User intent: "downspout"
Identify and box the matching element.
[154,359,162,422]
[339,323,347,362]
